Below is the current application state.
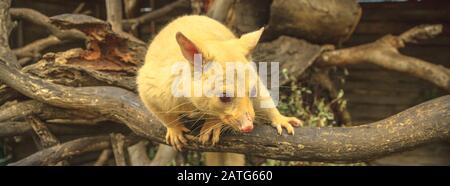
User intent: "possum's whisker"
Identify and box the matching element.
[165,101,194,113]
[191,113,207,129]
[253,116,271,122]
[195,122,223,138]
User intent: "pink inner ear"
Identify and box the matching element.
[176,32,199,62]
[184,42,198,57]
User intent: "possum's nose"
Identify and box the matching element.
[238,112,254,133]
[240,125,253,133]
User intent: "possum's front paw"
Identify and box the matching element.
[271,115,302,135]
[166,125,190,151]
[198,122,222,145]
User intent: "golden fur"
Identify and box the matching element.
[137,15,302,165]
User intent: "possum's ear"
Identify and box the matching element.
[176,32,201,64]
[238,27,264,54]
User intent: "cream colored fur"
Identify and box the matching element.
[137,15,301,166]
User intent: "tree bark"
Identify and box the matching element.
[266,0,361,44]
[225,0,271,35]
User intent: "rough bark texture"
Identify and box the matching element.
[0,100,103,122]
[27,115,60,148]
[266,0,361,44]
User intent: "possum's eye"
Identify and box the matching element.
[219,93,232,103]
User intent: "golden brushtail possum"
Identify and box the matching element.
[137,15,302,165]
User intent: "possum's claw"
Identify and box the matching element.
[271,115,302,135]
[198,123,222,145]
[165,125,190,151]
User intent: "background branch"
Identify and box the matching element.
[10,8,86,41]
[106,0,123,33]
[9,135,110,166]
[122,0,187,30]
[94,149,111,166]
[110,133,127,166]
[318,24,450,91]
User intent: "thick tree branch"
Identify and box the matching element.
[0,100,103,122]
[0,59,449,161]
[318,24,450,91]
[0,120,130,138]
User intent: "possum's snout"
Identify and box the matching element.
[238,112,254,133]
[220,111,254,133]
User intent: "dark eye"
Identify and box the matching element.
[219,93,232,103]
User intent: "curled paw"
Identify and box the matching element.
[165,126,190,151]
[271,115,302,135]
[198,125,222,145]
